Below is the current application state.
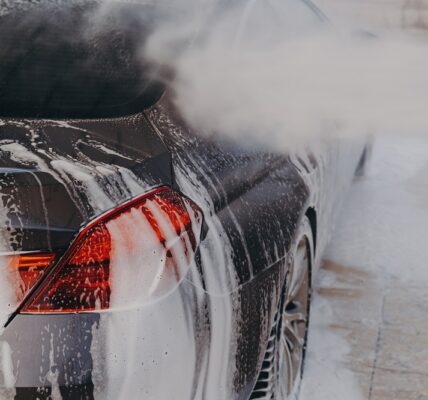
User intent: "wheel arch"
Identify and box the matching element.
[305,206,317,257]
[249,212,315,399]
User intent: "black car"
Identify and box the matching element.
[0,1,367,399]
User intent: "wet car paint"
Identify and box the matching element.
[0,0,366,397]
[0,90,365,399]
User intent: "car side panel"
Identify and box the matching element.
[146,94,316,398]
[0,96,364,399]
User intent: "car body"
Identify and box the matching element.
[0,1,366,399]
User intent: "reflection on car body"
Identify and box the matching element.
[0,0,367,399]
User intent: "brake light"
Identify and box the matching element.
[18,187,202,313]
[8,253,57,302]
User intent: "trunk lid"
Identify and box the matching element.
[0,114,171,254]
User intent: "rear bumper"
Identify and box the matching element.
[14,384,94,400]
[1,312,97,390]
[0,262,282,400]
[0,278,236,400]
[0,280,202,400]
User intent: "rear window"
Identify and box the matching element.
[0,1,165,118]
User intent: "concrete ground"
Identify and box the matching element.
[297,1,428,397]
[301,136,428,400]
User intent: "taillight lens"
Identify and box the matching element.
[8,253,57,303]
[17,187,202,313]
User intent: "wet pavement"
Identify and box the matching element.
[301,136,428,400]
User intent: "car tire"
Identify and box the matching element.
[250,216,313,400]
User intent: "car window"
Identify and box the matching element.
[0,1,166,119]
[0,0,324,119]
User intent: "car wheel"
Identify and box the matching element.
[250,216,313,400]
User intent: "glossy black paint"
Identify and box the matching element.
[0,115,171,252]
[0,1,365,399]
[147,95,309,288]
[0,102,362,399]
[0,94,328,399]
[146,95,314,398]
[4,314,98,400]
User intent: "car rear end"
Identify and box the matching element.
[0,105,211,396]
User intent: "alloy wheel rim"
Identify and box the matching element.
[277,238,310,399]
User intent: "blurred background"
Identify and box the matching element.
[317,0,428,32]
[300,2,428,400]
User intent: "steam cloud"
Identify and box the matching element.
[134,0,428,151]
[12,0,426,150]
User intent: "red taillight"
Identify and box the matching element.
[17,187,202,314]
[10,253,57,302]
